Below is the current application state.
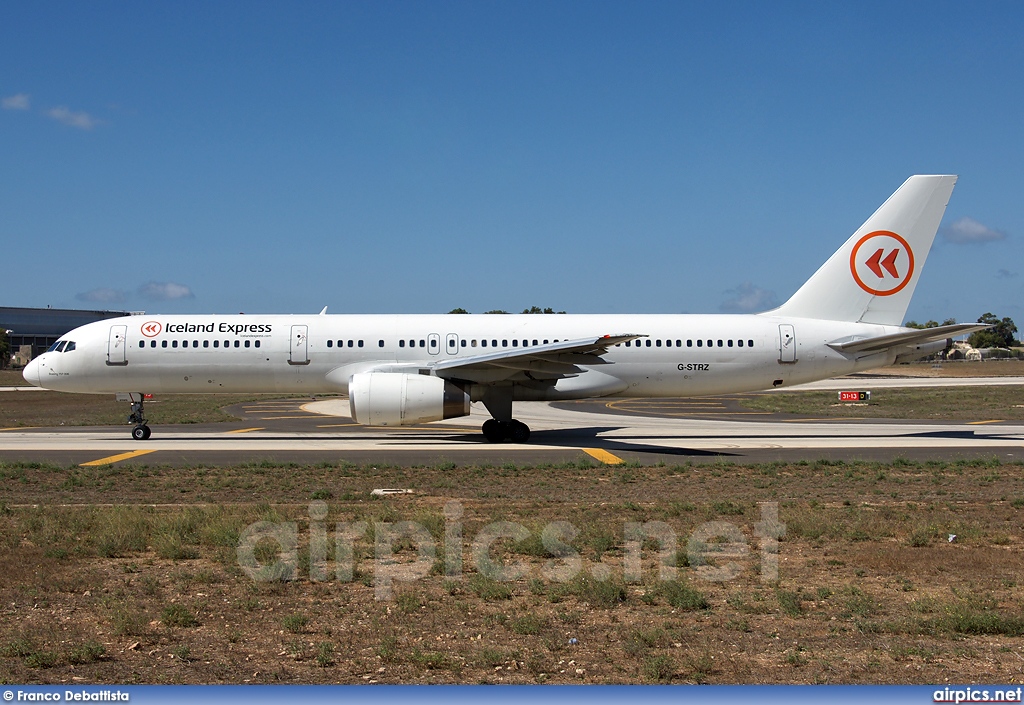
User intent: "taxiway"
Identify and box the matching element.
[2,384,1023,467]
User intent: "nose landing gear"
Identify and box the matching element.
[126,394,151,441]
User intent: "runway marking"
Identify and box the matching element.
[583,448,624,465]
[603,399,771,416]
[656,411,772,416]
[315,423,472,432]
[0,427,34,431]
[80,450,157,467]
[256,415,320,420]
[783,417,866,422]
[242,404,306,408]
[968,420,1004,425]
[226,427,265,434]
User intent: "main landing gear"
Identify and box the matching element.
[128,395,151,441]
[482,418,531,444]
[479,386,530,443]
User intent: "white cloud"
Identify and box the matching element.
[75,287,129,304]
[720,282,779,313]
[2,93,30,110]
[47,106,100,130]
[941,217,1007,244]
[138,282,195,301]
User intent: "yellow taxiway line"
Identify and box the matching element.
[583,448,625,465]
[80,449,158,467]
[225,427,265,434]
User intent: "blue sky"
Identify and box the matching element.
[2,1,1022,324]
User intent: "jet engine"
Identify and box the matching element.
[348,372,470,426]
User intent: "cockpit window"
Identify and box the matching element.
[64,341,76,352]
[47,341,64,353]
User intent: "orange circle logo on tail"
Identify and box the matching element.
[850,231,914,296]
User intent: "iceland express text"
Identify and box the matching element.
[162,323,272,335]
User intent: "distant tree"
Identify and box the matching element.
[522,306,566,314]
[0,329,9,369]
[448,306,567,314]
[904,318,957,329]
[967,312,1019,349]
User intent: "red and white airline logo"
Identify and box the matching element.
[849,230,915,297]
[141,321,162,337]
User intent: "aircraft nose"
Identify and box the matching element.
[23,357,41,387]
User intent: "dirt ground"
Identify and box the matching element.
[2,457,1024,684]
[855,359,1024,378]
[2,360,1023,684]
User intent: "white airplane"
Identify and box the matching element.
[24,175,986,442]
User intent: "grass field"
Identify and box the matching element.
[2,362,1023,684]
[744,386,1024,420]
[1,457,1023,684]
[4,363,1024,429]
[0,370,299,427]
[0,390,280,428]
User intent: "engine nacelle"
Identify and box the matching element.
[349,373,470,426]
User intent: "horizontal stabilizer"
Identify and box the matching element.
[827,323,989,355]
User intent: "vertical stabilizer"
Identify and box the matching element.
[766,175,957,325]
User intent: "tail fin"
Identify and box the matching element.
[767,175,957,325]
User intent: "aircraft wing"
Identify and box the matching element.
[827,323,989,355]
[431,334,643,383]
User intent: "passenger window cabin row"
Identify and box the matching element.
[138,339,261,349]
[620,339,754,348]
[134,337,754,352]
[331,339,559,349]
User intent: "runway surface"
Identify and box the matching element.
[2,380,1024,467]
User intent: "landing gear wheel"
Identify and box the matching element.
[482,419,531,443]
[482,419,505,443]
[127,395,151,440]
[508,420,531,443]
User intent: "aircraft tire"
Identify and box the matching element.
[132,425,148,441]
[508,420,530,443]
[482,419,505,443]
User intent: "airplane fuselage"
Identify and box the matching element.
[25,313,902,401]
[22,176,971,442]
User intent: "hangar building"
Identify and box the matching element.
[1,306,136,363]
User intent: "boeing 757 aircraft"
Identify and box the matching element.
[24,175,986,442]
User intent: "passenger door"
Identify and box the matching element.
[778,324,797,363]
[107,325,128,366]
[289,325,310,365]
[446,333,460,356]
